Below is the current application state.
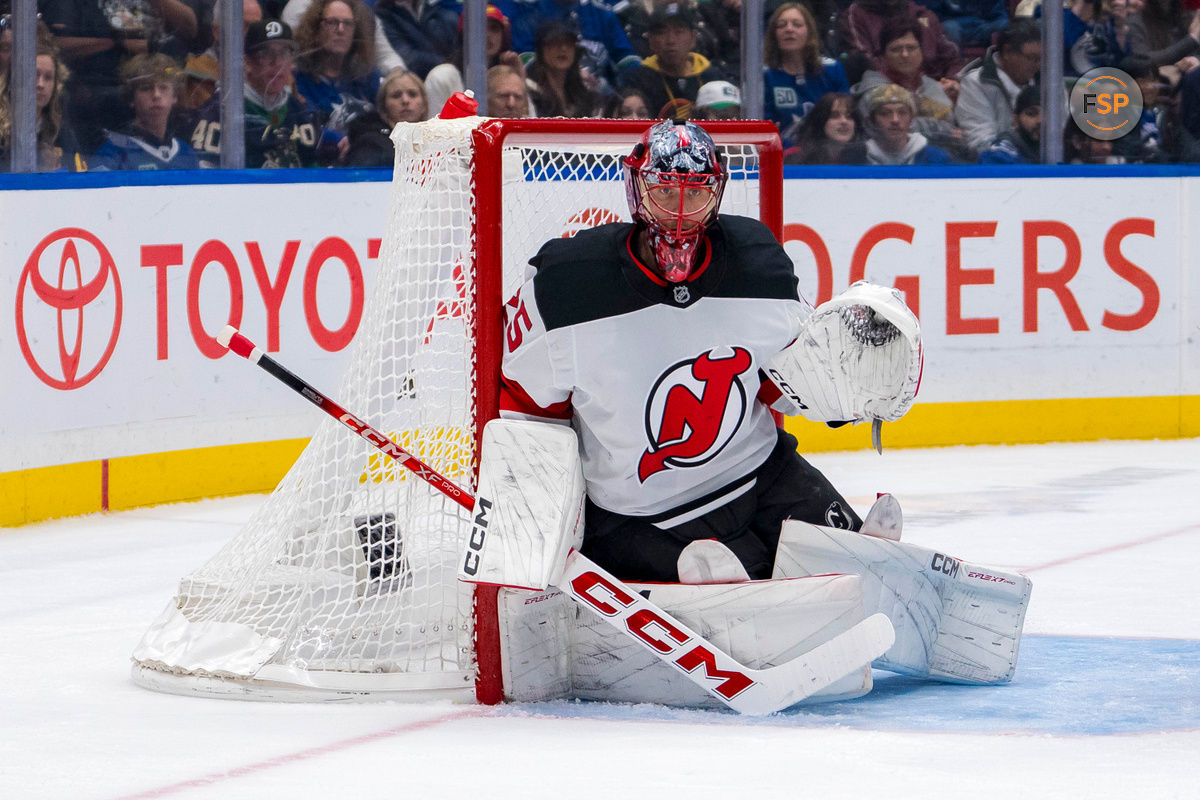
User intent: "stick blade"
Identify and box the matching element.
[729,613,895,715]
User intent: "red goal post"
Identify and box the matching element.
[130,117,784,704]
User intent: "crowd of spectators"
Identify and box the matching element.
[4,0,1200,171]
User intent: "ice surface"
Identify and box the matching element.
[2,439,1198,799]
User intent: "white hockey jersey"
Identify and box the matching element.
[500,215,807,522]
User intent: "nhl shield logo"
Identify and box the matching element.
[673,285,690,304]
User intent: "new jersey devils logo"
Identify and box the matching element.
[638,347,753,482]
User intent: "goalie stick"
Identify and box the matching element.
[216,325,895,715]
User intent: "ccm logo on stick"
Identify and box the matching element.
[569,570,755,700]
[460,497,492,577]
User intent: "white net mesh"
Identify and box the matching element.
[130,117,771,700]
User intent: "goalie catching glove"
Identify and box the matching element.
[766,281,922,424]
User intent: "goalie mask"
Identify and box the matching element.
[624,120,727,282]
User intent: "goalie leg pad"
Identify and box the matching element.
[499,575,877,707]
[773,521,1032,684]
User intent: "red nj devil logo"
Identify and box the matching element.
[638,347,753,482]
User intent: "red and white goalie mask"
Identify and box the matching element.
[623,120,727,283]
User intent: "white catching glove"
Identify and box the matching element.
[766,281,922,424]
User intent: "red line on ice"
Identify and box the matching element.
[111,708,485,799]
[1021,522,1200,573]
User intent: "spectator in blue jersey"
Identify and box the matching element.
[862,82,954,164]
[189,19,324,167]
[619,3,725,120]
[91,53,201,170]
[41,0,207,152]
[504,0,642,85]
[763,1,850,148]
[294,0,380,163]
[976,84,1040,164]
[1036,0,1128,76]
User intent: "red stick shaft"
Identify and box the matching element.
[219,326,475,512]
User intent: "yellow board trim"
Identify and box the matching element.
[1,439,308,528]
[3,396,1197,527]
[785,395,1200,452]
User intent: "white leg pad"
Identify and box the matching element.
[498,574,875,707]
[773,520,1032,684]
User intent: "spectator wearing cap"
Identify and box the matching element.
[189,19,326,167]
[508,0,641,85]
[693,79,741,119]
[862,82,954,164]
[425,4,525,117]
[839,0,965,81]
[976,84,1040,163]
[180,0,265,115]
[853,18,964,156]
[294,0,381,163]
[763,2,850,148]
[373,0,460,79]
[90,52,200,169]
[619,3,727,120]
[528,20,610,116]
[618,0,723,67]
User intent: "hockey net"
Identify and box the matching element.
[130,117,783,702]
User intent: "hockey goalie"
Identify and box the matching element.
[467,119,1032,710]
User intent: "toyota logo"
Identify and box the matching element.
[16,228,123,390]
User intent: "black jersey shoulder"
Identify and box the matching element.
[529,222,654,331]
[705,215,799,303]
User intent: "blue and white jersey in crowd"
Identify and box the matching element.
[763,58,850,148]
[90,127,202,171]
